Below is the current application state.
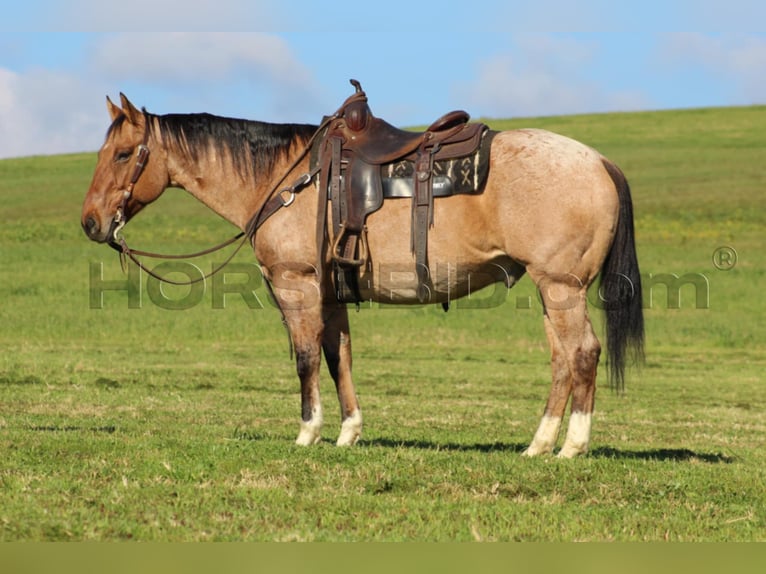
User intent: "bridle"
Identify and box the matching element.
[106,111,329,286]
[107,126,150,247]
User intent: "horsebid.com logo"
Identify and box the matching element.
[88,246,737,312]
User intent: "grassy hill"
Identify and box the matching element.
[0,105,764,541]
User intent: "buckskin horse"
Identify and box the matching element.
[81,84,644,457]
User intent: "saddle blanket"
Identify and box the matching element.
[379,128,496,198]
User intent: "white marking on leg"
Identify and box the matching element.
[336,409,363,446]
[558,411,592,458]
[522,414,562,456]
[295,405,323,446]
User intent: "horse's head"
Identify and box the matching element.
[81,94,168,244]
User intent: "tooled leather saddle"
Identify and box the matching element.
[314,80,495,303]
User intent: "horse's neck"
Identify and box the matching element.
[165,149,262,231]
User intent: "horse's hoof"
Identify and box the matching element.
[522,446,546,457]
[336,410,362,446]
[295,422,322,446]
[336,433,360,446]
[295,432,321,446]
[556,443,588,458]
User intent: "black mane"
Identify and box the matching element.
[109,110,318,180]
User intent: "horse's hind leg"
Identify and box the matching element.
[557,306,600,458]
[322,304,362,445]
[523,314,572,456]
[525,274,601,457]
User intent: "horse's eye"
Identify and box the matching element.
[114,149,133,163]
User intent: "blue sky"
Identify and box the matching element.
[1,1,765,158]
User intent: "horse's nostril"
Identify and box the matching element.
[83,215,99,238]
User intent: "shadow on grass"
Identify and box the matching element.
[227,430,736,463]
[29,425,117,433]
[589,446,735,463]
[365,438,735,463]
[364,438,528,453]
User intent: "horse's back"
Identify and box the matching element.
[488,128,615,193]
[355,128,621,302]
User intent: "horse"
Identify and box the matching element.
[81,91,644,457]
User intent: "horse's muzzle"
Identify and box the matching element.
[82,215,102,240]
[82,214,115,243]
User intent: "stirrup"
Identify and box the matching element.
[331,224,368,268]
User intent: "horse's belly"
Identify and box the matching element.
[353,193,523,304]
[354,256,518,305]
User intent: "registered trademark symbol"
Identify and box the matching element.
[712,246,738,271]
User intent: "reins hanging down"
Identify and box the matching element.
[108,112,331,286]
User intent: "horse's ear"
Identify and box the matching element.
[106,96,122,122]
[119,92,143,125]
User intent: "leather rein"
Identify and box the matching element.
[107,112,330,286]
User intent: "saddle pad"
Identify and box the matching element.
[380,129,496,198]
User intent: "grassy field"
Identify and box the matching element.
[0,105,764,541]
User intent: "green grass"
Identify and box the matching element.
[0,106,765,541]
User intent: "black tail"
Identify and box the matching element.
[600,159,645,389]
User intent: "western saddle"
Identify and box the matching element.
[314,80,492,303]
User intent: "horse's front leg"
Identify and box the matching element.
[322,304,362,446]
[294,327,324,446]
[268,264,325,445]
[283,306,324,445]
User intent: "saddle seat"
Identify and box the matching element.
[341,94,471,165]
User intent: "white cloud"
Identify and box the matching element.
[0,68,15,111]
[87,33,324,121]
[91,33,306,85]
[0,67,107,159]
[454,37,648,119]
[0,32,327,159]
[658,34,766,105]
